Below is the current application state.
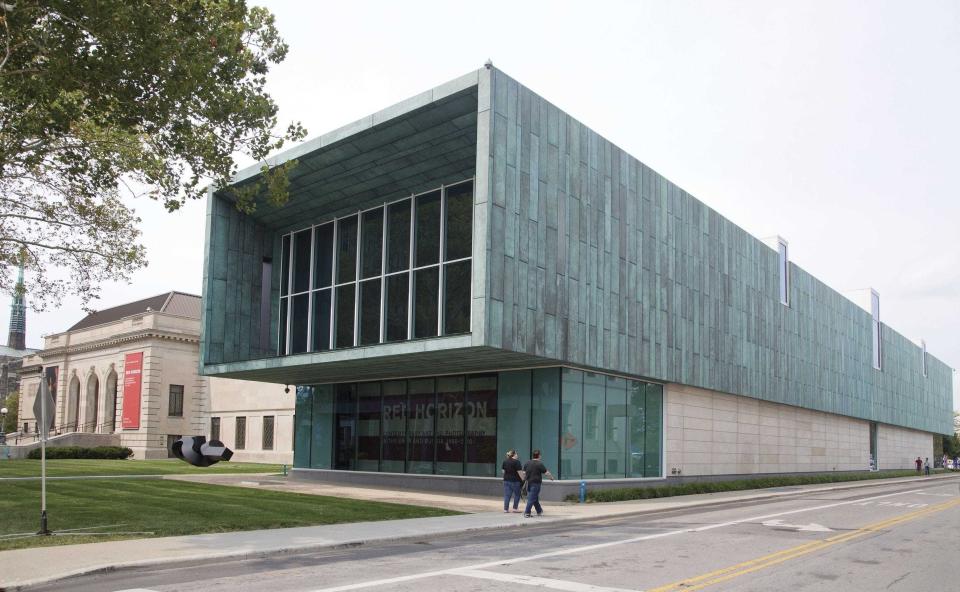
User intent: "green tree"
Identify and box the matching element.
[0,1,304,309]
[2,391,17,433]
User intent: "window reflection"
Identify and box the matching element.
[386,200,411,274]
[361,209,383,279]
[359,279,381,345]
[414,267,439,338]
[444,182,473,261]
[407,378,436,474]
[443,260,471,334]
[415,191,441,267]
[335,285,355,348]
[337,216,358,284]
[314,223,334,289]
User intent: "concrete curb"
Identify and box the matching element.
[4,472,958,590]
[0,472,280,482]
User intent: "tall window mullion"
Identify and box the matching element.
[438,185,447,336]
[353,212,362,347]
[407,197,415,340]
[306,226,315,350]
[380,206,388,343]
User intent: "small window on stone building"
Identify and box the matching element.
[166,434,181,458]
[262,416,275,450]
[23,422,28,433]
[210,417,221,441]
[235,416,246,450]
[168,384,184,417]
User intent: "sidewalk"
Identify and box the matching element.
[2,472,956,589]
[162,473,498,512]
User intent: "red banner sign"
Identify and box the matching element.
[121,352,143,429]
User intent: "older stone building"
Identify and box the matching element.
[19,292,292,461]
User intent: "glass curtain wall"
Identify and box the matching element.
[296,373,498,477]
[278,179,473,355]
[559,368,663,479]
[293,367,663,479]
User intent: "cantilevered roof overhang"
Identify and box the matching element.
[220,70,483,235]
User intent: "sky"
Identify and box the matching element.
[7,1,959,407]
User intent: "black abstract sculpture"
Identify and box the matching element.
[172,436,234,467]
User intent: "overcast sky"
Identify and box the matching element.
[10,1,959,407]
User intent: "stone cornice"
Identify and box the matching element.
[39,329,199,360]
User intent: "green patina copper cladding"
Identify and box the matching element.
[480,69,952,435]
[201,67,952,436]
[200,192,278,367]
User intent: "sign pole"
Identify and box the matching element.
[38,375,49,535]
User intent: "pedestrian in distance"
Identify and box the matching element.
[522,449,555,518]
[924,457,930,475]
[915,457,922,473]
[502,449,524,513]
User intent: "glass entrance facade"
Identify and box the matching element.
[294,367,664,480]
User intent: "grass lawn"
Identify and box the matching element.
[0,459,285,478]
[0,479,459,551]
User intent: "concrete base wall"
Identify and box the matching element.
[878,423,934,470]
[664,384,936,477]
[665,383,872,475]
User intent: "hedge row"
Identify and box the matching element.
[27,446,134,460]
[569,469,940,503]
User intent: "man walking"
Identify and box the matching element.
[522,449,555,518]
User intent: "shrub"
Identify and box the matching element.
[567,470,937,503]
[27,446,133,460]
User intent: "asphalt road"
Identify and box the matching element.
[28,477,960,592]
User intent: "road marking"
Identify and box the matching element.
[453,568,638,591]
[307,488,924,592]
[761,519,832,532]
[647,496,960,592]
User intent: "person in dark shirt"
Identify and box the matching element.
[522,449,554,517]
[502,450,523,512]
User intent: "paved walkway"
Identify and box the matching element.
[163,473,500,512]
[2,473,956,589]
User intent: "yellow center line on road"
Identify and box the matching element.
[648,496,960,592]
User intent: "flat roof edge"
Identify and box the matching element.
[230,68,483,186]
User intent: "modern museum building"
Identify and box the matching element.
[200,66,953,498]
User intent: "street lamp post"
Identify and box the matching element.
[0,406,7,445]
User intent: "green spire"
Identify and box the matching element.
[8,251,26,350]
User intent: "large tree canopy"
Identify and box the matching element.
[0,1,304,310]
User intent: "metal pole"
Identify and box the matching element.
[38,375,50,535]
